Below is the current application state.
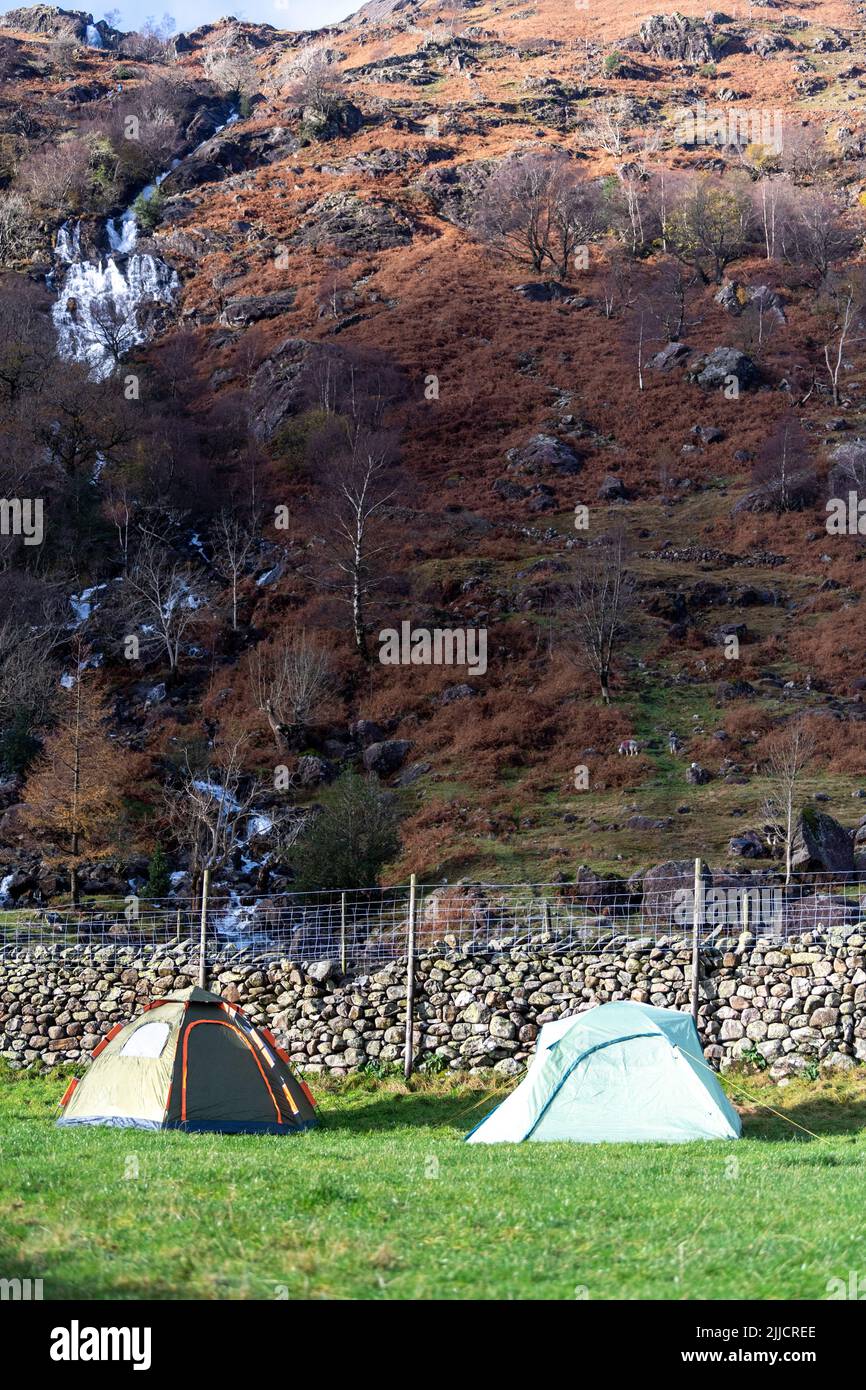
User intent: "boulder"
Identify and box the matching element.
[350,719,385,745]
[421,883,489,932]
[300,100,364,141]
[294,193,413,253]
[440,684,477,704]
[714,280,785,322]
[690,348,758,391]
[780,894,860,934]
[296,756,334,788]
[505,433,582,477]
[790,809,854,874]
[161,127,300,194]
[220,289,297,327]
[513,281,572,302]
[642,859,712,924]
[362,740,411,776]
[647,341,691,372]
[598,474,628,500]
[637,13,716,63]
[685,762,712,785]
[728,830,765,859]
[249,337,316,441]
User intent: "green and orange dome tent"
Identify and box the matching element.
[57,986,317,1135]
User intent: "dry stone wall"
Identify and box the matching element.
[2,929,865,1081]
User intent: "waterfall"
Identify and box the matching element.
[51,249,179,381]
[54,220,81,263]
[85,24,103,47]
[49,106,239,378]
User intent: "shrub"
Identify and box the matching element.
[0,191,37,267]
[145,843,171,898]
[0,708,39,775]
[290,769,402,891]
[133,186,164,233]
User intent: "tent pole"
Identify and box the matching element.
[403,873,417,1081]
[690,858,701,1027]
[198,867,210,990]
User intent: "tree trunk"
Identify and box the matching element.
[352,572,368,661]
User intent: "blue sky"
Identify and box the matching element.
[101,1,356,34]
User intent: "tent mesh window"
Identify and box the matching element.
[119,1021,171,1058]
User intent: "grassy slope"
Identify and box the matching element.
[3,1065,866,1300]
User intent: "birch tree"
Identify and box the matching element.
[313,428,401,660]
[817,274,866,407]
[761,720,816,885]
[209,509,258,631]
[124,535,203,670]
[561,531,635,703]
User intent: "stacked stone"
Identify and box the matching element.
[1,929,864,1081]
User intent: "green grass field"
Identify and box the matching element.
[3,1064,866,1300]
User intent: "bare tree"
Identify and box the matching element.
[639,258,702,344]
[782,190,861,289]
[124,535,204,670]
[817,273,866,407]
[474,152,603,278]
[312,427,401,660]
[201,22,257,97]
[286,50,346,117]
[584,97,633,157]
[780,124,830,185]
[750,173,793,262]
[120,13,175,62]
[0,610,63,732]
[561,532,635,703]
[761,720,816,884]
[248,629,334,748]
[165,736,257,899]
[209,509,258,631]
[750,417,817,512]
[599,245,635,319]
[86,295,137,370]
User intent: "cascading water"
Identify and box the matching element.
[52,250,179,379]
[85,24,103,47]
[49,108,239,380]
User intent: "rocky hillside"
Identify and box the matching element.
[2,0,866,904]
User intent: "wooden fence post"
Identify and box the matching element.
[340,891,347,976]
[691,858,702,1026]
[198,867,210,990]
[403,873,417,1081]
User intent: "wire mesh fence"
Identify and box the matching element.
[3,870,866,967]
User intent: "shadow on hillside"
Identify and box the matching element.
[319,1088,501,1136]
[740,1096,866,1144]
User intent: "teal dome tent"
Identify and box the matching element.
[466,1001,742,1145]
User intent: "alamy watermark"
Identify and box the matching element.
[378,622,487,677]
[674,886,784,931]
[674,104,784,156]
[0,1276,43,1300]
[0,498,44,546]
[826,492,866,534]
